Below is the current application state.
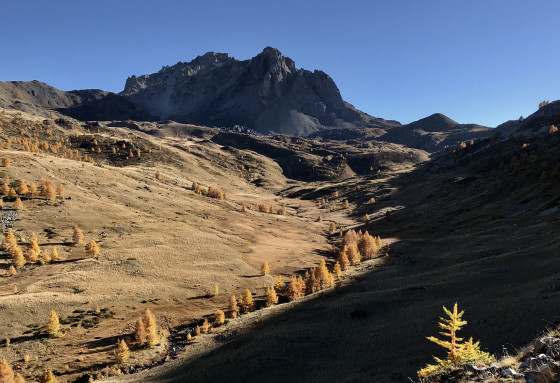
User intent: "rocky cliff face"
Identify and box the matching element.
[121,47,395,135]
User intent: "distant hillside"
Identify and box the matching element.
[310,113,492,152]
[0,80,74,116]
[377,113,492,151]
[0,80,155,121]
[121,47,399,136]
[496,100,560,137]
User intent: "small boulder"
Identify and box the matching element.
[524,371,545,383]
[465,364,488,374]
[520,354,553,371]
[547,342,560,359]
[532,337,559,354]
[500,367,518,377]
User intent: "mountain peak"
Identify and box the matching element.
[190,51,231,67]
[406,113,459,132]
[250,46,296,75]
[260,46,282,56]
[119,47,385,135]
[423,113,458,125]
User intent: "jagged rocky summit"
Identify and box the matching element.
[121,47,395,136]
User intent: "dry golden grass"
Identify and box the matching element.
[107,128,560,383]
[0,108,335,382]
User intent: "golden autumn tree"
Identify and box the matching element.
[39,369,56,383]
[201,318,210,333]
[214,310,225,325]
[46,309,60,337]
[265,286,278,307]
[287,275,305,301]
[30,235,41,256]
[358,231,378,260]
[329,221,336,234]
[8,187,17,198]
[28,182,38,198]
[0,359,15,382]
[337,246,350,270]
[333,261,342,280]
[41,180,56,201]
[0,180,9,196]
[11,245,26,269]
[427,303,467,365]
[229,295,239,318]
[317,259,332,288]
[13,197,23,210]
[50,247,60,261]
[418,303,493,378]
[261,261,270,276]
[16,180,28,196]
[274,276,285,293]
[347,242,361,265]
[305,269,318,294]
[38,250,51,265]
[4,229,17,249]
[143,309,158,347]
[115,339,130,363]
[341,229,358,248]
[25,248,38,264]
[72,227,84,245]
[85,240,100,257]
[134,317,147,345]
[363,214,370,226]
[240,289,254,313]
[375,235,382,250]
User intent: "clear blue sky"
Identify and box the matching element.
[1,0,559,127]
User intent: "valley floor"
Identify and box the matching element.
[0,108,559,383]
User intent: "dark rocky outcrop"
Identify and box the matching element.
[57,90,156,121]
